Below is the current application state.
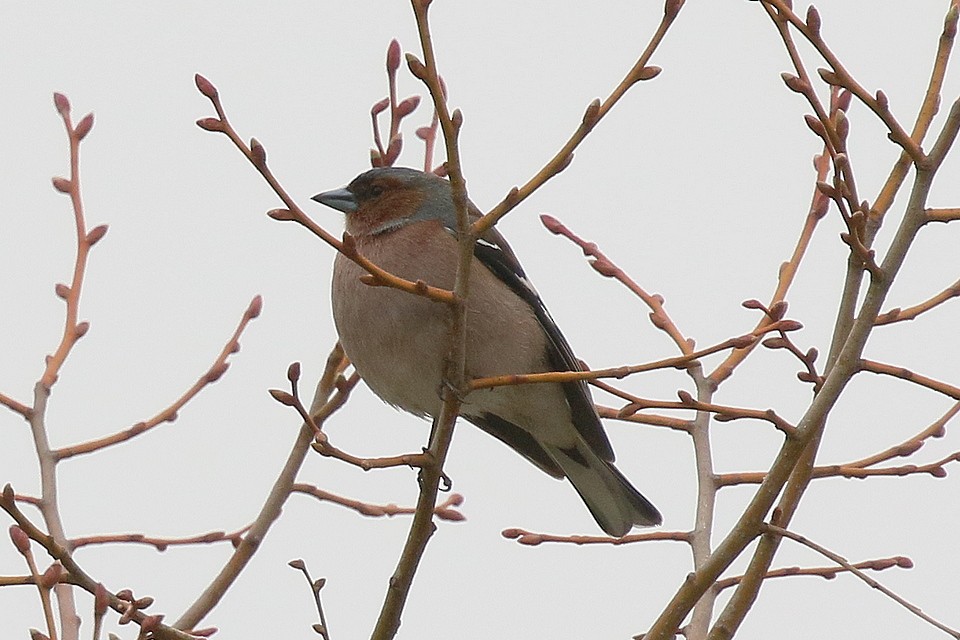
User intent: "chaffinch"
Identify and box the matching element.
[313,167,661,536]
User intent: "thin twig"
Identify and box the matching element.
[292,484,465,521]
[173,344,354,631]
[54,296,262,460]
[715,555,914,592]
[595,404,692,433]
[840,401,960,469]
[0,487,195,640]
[763,524,960,639]
[619,394,796,437]
[468,331,781,391]
[501,527,690,546]
[471,1,685,236]
[540,214,692,354]
[0,392,32,418]
[710,105,834,384]
[718,452,960,486]
[859,359,960,400]
[647,50,956,640]
[875,278,960,324]
[70,526,250,552]
[874,2,959,221]
[764,1,925,162]
[193,75,453,305]
[29,93,100,640]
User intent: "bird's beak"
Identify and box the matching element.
[311,187,358,214]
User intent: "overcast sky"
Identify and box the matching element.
[2,2,960,639]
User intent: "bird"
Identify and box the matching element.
[312,167,661,536]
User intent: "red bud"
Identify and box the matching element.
[768,300,788,319]
[875,90,889,111]
[804,114,826,137]
[75,113,95,140]
[805,5,821,33]
[637,66,661,81]
[194,74,219,99]
[9,525,31,555]
[539,214,564,235]
[140,614,163,632]
[53,93,70,117]
[267,208,296,221]
[86,224,109,246]
[248,295,263,318]
[371,97,390,116]
[816,181,838,199]
[287,362,301,383]
[777,320,803,332]
[195,118,224,132]
[817,67,840,86]
[763,337,787,349]
[837,90,852,112]
[396,96,421,118]
[269,389,297,406]
[386,39,402,74]
[582,99,601,129]
[781,73,807,93]
[39,562,64,589]
[250,138,266,168]
[664,0,683,19]
[405,53,426,78]
[206,362,229,383]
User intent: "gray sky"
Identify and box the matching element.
[2,2,959,639]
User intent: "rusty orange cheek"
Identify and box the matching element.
[348,188,426,236]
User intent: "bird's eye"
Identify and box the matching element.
[369,185,384,198]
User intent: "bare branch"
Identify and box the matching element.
[763,524,960,639]
[195,75,454,305]
[876,278,960,324]
[292,485,465,521]
[469,332,777,391]
[0,487,196,640]
[174,343,357,631]
[715,555,914,592]
[501,527,690,546]
[471,1,686,235]
[859,359,960,400]
[54,296,261,460]
[540,214,692,354]
[0,391,32,419]
[70,527,249,552]
[926,207,960,223]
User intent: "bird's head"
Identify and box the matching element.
[312,167,457,237]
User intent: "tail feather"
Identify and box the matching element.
[548,443,661,536]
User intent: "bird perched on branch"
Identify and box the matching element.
[313,167,660,536]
